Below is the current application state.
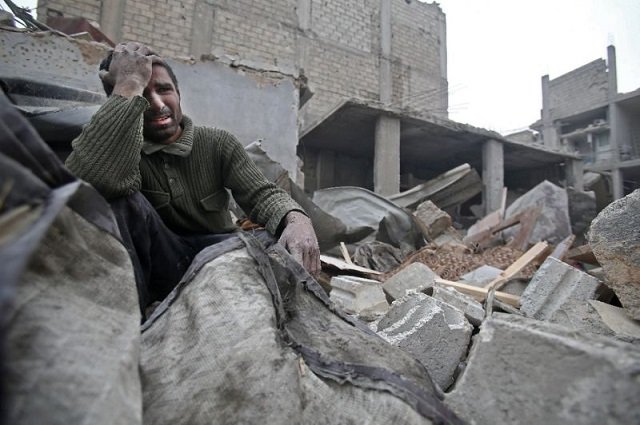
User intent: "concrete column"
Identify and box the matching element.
[541,75,558,150]
[611,168,624,200]
[379,0,392,104]
[437,11,448,117]
[374,115,400,196]
[607,45,618,96]
[317,150,336,190]
[566,159,584,191]
[482,139,504,215]
[99,0,126,42]
[189,1,216,58]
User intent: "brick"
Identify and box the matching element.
[329,275,388,321]
[382,262,438,301]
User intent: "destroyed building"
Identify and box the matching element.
[512,45,640,204]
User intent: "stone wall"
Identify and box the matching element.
[38,0,448,129]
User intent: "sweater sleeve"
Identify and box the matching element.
[65,95,148,199]
[218,131,305,235]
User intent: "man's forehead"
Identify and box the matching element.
[150,64,174,85]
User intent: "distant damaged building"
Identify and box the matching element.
[529,45,640,201]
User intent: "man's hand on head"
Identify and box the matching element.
[100,42,161,98]
[278,211,321,276]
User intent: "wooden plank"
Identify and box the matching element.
[484,241,549,292]
[549,234,576,261]
[435,278,520,307]
[567,244,599,265]
[320,254,381,275]
[339,242,354,265]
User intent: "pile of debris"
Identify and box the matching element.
[246,141,640,425]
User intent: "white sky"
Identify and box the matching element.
[4,0,640,135]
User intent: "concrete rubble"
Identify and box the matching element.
[503,180,572,245]
[520,256,601,320]
[375,293,473,390]
[382,262,437,301]
[328,275,389,320]
[445,313,640,425]
[432,286,485,327]
[589,189,640,320]
[413,200,452,240]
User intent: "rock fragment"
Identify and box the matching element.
[432,285,485,327]
[588,189,640,319]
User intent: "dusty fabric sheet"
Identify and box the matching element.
[141,233,463,425]
[5,206,142,425]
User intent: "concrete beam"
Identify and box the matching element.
[482,139,504,215]
[565,159,584,191]
[189,1,215,59]
[379,0,392,104]
[99,0,126,42]
[611,168,624,199]
[374,115,400,196]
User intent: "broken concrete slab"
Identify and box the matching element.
[377,293,472,390]
[503,180,571,245]
[459,265,503,286]
[589,300,640,342]
[413,200,452,240]
[520,256,600,321]
[382,262,437,301]
[588,189,640,320]
[353,241,405,273]
[445,313,640,425]
[329,275,388,321]
[432,286,485,327]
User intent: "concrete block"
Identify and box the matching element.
[520,257,600,320]
[432,286,485,327]
[503,180,571,245]
[459,265,503,286]
[445,313,640,425]
[413,200,452,239]
[329,275,388,321]
[589,189,640,319]
[377,293,472,390]
[382,262,438,301]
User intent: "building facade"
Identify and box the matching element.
[37,0,449,131]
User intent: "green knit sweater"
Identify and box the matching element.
[66,95,302,235]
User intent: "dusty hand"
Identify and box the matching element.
[100,42,158,97]
[278,211,321,276]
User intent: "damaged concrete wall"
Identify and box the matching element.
[37,0,448,129]
[548,59,609,119]
[1,30,300,178]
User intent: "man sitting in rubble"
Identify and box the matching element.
[65,42,320,314]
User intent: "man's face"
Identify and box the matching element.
[143,64,182,144]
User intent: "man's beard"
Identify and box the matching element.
[143,107,179,143]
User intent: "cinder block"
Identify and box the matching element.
[377,293,472,390]
[432,286,485,327]
[382,262,438,301]
[329,275,388,321]
[413,200,452,239]
[520,256,600,320]
[445,313,640,425]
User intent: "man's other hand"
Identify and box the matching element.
[278,211,321,276]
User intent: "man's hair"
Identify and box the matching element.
[99,50,180,96]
